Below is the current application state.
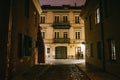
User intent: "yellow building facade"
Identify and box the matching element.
[39,5,85,60]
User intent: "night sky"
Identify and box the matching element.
[39,0,86,6]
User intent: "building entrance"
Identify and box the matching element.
[55,46,67,59]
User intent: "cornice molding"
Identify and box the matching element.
[33,0,42,14]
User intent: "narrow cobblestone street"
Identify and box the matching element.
[36,64,90,80]
[14,64,90,80]
[13,59,120,80]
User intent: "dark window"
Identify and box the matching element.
[40,16,45,24]
[18,34,32,58]
[97,42,102,59]
[54,16,59,23]
[104,0,113,17]
[89,14,93,31]
[90,43,94,57]
[63,16,68,23]
[47,48,50,53]
[55,32,59,39]
[75,32,80,39]
[25,0,29,18]
[18,34,24,58]
[75,16,80,24]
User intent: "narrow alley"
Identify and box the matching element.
[13,59,120,80]
[1,0,120,80]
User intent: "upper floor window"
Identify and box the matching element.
[25,0,29,18]
[75,16,80,24]
[40,16,45,24]
[54,16,60,23]
[89,14,93,31]
[104,0,112,17]
[63,16,68,23]
[34,11,37,25]
[75,32,80,39]
[63,32,68,38]
[41,32,45,39]
[95,8,100,24]
[54,32,59,39]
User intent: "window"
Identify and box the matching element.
[89,15,93,30]
[104,0,112,17]
[25,0,30,18]
[75,32,80,39]
[95,8,100,24]
[34,11,37,25]
[75,16,80,24]
[63,32,68,38]
[90,43,94,57]
[63,16,68,23]
[54,16,60,23]
[40,16,45,24]
[54,32,59,39]
[97,42,102,59]
[18,34,32,58]
[41,32,45,39]
[108,39,116,61]
[47,48,50,53]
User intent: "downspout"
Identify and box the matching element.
[100,0,106,71]
[8,0,14,80]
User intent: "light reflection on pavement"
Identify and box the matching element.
[41,59,85,65]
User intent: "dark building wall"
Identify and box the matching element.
[11,0,39,75]
[103,0,120,76]
[81,0,103,68]
[0,0,41,79]
[81,0,120,77]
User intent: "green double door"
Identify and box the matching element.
[55,46,67,59]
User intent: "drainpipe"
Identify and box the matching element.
[100,0,106,71]
[8,0,15,80]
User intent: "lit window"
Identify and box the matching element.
[41,32,45,39]
[108,39,116,61]
[95,8,100,24]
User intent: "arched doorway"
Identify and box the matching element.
[55,46,67,59]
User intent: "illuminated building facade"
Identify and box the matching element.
[40,5,85,60]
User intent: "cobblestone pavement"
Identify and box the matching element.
[36,64,90,80]
[14,64,90,80]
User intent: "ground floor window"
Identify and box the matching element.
[76,47,83,59]
[108,39,116,61]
